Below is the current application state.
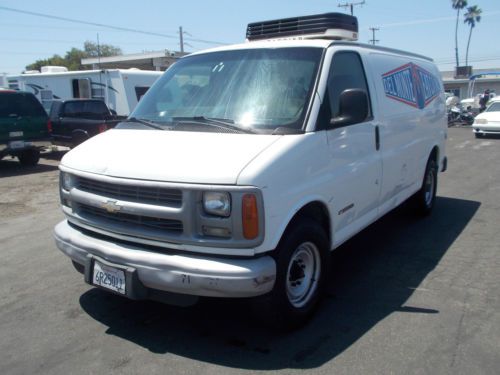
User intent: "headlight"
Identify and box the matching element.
[474,118,488,125]
[203,192,231,217]
[61,172,75,191]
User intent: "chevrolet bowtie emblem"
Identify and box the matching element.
[101,200,121,214]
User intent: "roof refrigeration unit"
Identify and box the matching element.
[246,12,358,42]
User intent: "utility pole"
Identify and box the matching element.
[178,26,193,54]
[369,27,379,45]
[179,26,184,53]
[96,33,101,69]
[338,1,365,16]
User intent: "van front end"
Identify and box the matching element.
[54,165,277,304]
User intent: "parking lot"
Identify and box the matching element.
[0,127,499,374]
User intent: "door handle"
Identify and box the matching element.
[375,125,380,151]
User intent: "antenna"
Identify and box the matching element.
[338,1,365,16]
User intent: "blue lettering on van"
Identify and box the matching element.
[382,63,440,109]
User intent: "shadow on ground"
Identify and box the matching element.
[0,159,59,178]
[79,196,479,370]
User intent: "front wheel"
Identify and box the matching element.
[252,218,329,330]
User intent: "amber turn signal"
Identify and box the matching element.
[242,194,259,239]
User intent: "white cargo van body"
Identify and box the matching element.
[54,13,447,327]
[7,69,162,115]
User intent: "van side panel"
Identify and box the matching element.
[364,52,446,215]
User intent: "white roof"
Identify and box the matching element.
[188,39,333,57]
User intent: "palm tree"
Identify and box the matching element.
[452,0,468,67]
[464,5,482,66]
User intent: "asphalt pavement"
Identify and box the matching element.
[0,128,498,374]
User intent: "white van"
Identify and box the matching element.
[54,13,447,328]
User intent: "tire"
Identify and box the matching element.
[252,218,329,330]
[412,157,438,216]
[18,149,40,167]
[474,132,482,138]
[72,133,89,148]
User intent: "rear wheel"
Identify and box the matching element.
[18,149,40,167]
[72,133,89,148]
[412,157,437,216]
[253,218,329,330]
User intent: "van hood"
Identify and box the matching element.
[60,129,281,184]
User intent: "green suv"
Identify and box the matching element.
[0,90,51,166]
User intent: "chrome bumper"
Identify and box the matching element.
[0,139,51,153]
[54,220,276,299]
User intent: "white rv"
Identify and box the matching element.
[0,73,7,89]
[7,67,162,115]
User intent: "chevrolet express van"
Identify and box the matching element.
[54,13,447,328]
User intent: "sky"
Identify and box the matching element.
[1,0,500,75]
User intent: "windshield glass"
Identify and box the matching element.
[128,47,323,133]
[486,102,500,112]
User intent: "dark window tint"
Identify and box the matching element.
[63,101,108,118]
[135,86,150,101]
[0,93,46,117]
[327,52,371,120]
[72,79,91,98]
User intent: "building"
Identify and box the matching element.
[442,68,500,99]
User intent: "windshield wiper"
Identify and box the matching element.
[122,117,166,130]
[172,116,255,134]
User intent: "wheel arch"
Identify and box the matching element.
[273,200,332,253]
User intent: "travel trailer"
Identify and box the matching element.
[7,67,162,115]
[0,73,8,88]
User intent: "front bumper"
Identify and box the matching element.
[472,124,500,135]
[54,220,276,300]
[0,139,51,154]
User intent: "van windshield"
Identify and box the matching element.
[128,48,323,133]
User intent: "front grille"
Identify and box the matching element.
[78,204,183,233]
[76,176,182,207]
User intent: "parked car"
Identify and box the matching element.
[0,90,51,166]
[472,97,500,138]
[50,99,127,148]
[54,13,447,329]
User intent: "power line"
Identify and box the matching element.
[0,5,228,46]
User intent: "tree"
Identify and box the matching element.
[25,41,122,72]
[464,5,482,67]
[452,0,468,67]
[83,41,122,58]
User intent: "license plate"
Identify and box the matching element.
[9,131,23,137]
[92,261,126,294]
[9,140,25,149]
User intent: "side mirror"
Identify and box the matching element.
[330,88,369,128]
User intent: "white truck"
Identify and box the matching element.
[54,13,447,328]
[7,67,162,115]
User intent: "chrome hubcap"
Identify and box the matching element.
[286,242,321,308]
